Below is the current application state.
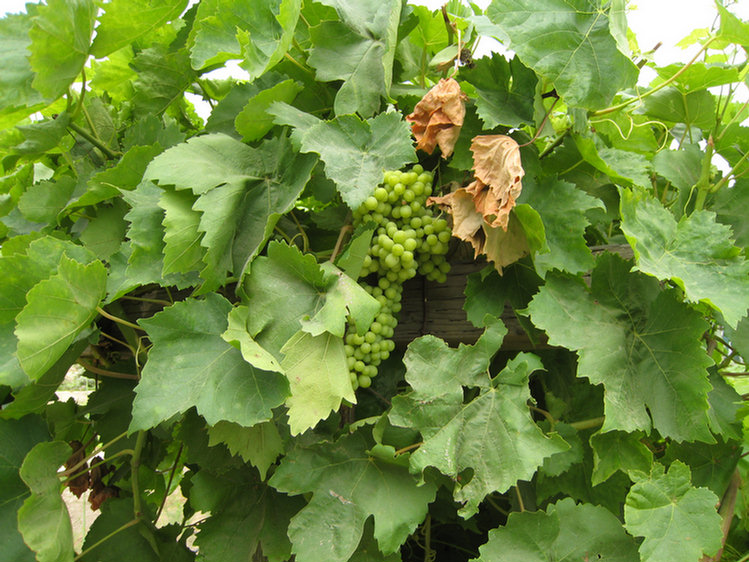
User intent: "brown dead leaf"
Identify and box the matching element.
[429,188,483,242]
[64,441,89,498]
[406,78,466,158]
[469,135,524,230]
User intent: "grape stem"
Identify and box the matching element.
[394,442,423,456]
[330,224,352,262]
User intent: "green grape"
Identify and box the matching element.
[347,163,453,390]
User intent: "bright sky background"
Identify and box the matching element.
[2,0,747,114]
[3,0,747,68]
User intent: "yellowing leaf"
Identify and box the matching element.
[406,77,466,158]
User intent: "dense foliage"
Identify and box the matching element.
[1,0,748,561]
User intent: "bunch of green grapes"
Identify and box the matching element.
[344,164,452,389]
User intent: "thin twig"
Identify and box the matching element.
[154,444,183,524]
[394,442,423,456]
[96,306,144,332]
[330,224,353,263]
[77,359,138,380]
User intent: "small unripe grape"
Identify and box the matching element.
[358,375,371,388]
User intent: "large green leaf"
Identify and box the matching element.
[159,188,204,276]
[189,0,300,77]
[17,441,74,562]
[475,498,639,561]
[391,349,568,517]
[191,469,299,562]
[242,242,378,357]
[77,499,158,562]
[711,179,749,248]
[15,256,106,381]
[270,430,436,562]
[91,0,188,58]
[307,0,402,116]
[28,0,97,100]
[590,430,653,485]
[574,135,652,187]
[234,79,303,142]
[620,189,749,328]
[280,330,356,435]
[0,12,44,114]
[130,46,195,116]
[145,133,317,287]
[642,87,716,130]
[624,461,722,562]
[0,416,49,562]
[460,53,537,128]
[270,103,415,209]
[207,420,283,479]
[528,253,714,441]
[486,0,638,109]
[130,294,289,431]
[520,177,604,276]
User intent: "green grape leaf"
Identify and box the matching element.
[397,318,506,396]
[270,103,415,209]
[77,499,158,562]
[280,330,356,435]
[235,79,303,142]
[159,188,204,276]
[624,461,722,562]
[527,253,714,441]
[242,241,330,357]
[130,294,289,432]
[130,46,195,116]
[574,135,652,187]
[706,370,743,441]
[146,133,316,287]
[221,306,284,374]
[189,0,300,78]
[642,87,716,130]
[460,53,537,128]
[711,179,749,248]
[590,430,653,485]
[486,0,638,109]
[207,420,284,479]
[78,201,130,260]
[0,416,50,562]
[520,177,604,277]
[307,0,402,117]
[391,351,568,517]
[0,12,44,114]
[13,113,70,156]
[655,62,742,91]
[664,438,742,498]
[17,441,74,562]
[28,0,97,100]
[301,262,380,338]
[475,498,639,562]
[91,0,189,58]
[335,222,376,280]
[193,471,300,562]
[1,334,91,420]
[620,189,749,328]
[68,143,164,211]
[15,256,106,381]
[270,430,436,562]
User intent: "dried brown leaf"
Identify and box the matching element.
[469,135,524,229]
[406,78,466,158]
[64,441,89,498]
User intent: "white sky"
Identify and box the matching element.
[2,0,746,68]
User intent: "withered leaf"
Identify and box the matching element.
[64,440,89,498]
[428,134,528,274]
[406,78,467,158]
[470,135,524,230]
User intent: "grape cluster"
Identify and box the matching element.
[344,165,452,389]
